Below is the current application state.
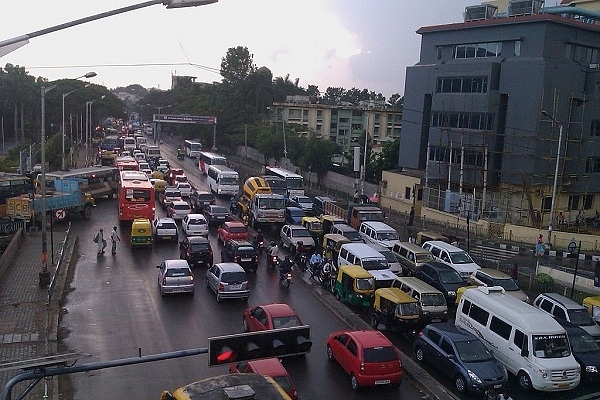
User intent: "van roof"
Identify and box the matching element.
[340,243,387,257]
[393,241,431,253]
[461,286,567,333]
[360,221,395,231]
[423,240,463,251]
[393,276,443,294]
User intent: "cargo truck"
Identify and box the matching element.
[237,176,285,228]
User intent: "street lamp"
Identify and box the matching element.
[85,96,106,166]
[39,85,55,288]
[541,110,563,247]
[145,104,172,143]
[62,72,96,169]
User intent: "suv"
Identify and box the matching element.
[467,268,529,303]
[189,190,216,212]
[413,322,508,394]
[152,217,178,242]
[416,261,464,306]
[221,240,258,272]
[534,292,600,342]
[179,236,213,267]
[159,188,182,209]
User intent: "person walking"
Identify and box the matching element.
[535,234,544,256]
[94,228,105,255]
[408,206,415,226]
[110,226,120,255]
[510,263,518,282]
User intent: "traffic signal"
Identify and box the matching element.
[208,325,312,367]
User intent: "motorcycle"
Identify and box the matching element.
[256,240,265,255]
[295,252,308,272]
[279,271,293,288]
[268,254,280,270]
[321,262,337,293]
[310,260,322,280]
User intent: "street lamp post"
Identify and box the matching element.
[145,104,172,143]
[85,96,105,166]
[542,110,563,248]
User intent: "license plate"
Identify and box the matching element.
[431,318,441,323]
[494,384,503,389]
[162,236,171,240]
[173,287,185,292]
[241,258,251,262]
[374,380,390,385]
[558,383,570,388]
[229,284,242,290]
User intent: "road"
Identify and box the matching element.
[58,150,426,399]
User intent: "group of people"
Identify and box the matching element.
[94,226,121,255]
[484,387,513,400]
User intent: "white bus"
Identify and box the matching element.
[42,166,120,200]
[207,165,239,196]
[264,166,304,197]
[184,140,202,158]
[198,151,227,175]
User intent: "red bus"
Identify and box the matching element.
[115,156,140,171]
[118,171,155,221]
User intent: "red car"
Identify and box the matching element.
[243,303,304,332]
[229,358,298,400]
[326,330,403,391]
[217,221,249,244]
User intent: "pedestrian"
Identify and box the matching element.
[510,263,518,282]
[94,228,105,255]
[353,189,360,203]
[408,234,416,244]
[484,387,498,400]
[535,234,544,256]
[497,388,513,400]
[408,206,415,226]
[557,211,565,226]
[110,226,120,255]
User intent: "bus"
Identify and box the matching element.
[207,165,239,196]
[0,174,31,217]
[262,175,287,196]
[198,151,227,175]
[114,156,140,171]
[43,166,119,200]
[264,166,304,197]
[184,140,202,158]
[118,170,155,221]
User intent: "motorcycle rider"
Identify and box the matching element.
[321,258,334,289]
[268,241,279,268]
[254,229,264,252]
[323,244,334,261]
[309,250,322,277]
[295,241,307,269]
[279,255,293,281]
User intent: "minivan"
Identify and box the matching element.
[358,221,399,249]
[330,223,363,243]
[392,242,435,276]
[391,276,449,323]
[366,243,401,274]
[338,243,396,288]
[422,240,480,280]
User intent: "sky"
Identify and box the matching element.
[0,0,480,99]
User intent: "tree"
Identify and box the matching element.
[220,46,256,85]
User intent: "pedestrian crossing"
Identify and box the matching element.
[467,243,520,264]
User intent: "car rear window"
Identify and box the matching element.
[198,194,214,201]
[363,346,398,363]
[229,226,247,233]
[272,316,302,329]
[190,243,210,251]
[221,271,247,283]
[189,218,205,225]
[174,204,190,210]
[237,247,256,257]
[211,207,228,213]
[160,223,177,230]
[166,268,191,277]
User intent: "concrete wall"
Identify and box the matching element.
[0,228,24,281]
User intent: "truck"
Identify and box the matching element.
[323,200,383,229]
[145,145,161,167]
[7,178,95,222]
[237,176,285,228]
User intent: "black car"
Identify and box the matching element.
[556,319,600,381]
[416,261,464,306]
[190,190,216,212]
[203,205,231,225]
[220,240,258,272]
[179,236,213,267]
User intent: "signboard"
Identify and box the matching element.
[153,114,216,125]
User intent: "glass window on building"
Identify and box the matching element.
[514,40,521,56]
[568,195,580,211]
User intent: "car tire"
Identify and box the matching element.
[517,371,533,392]
[350,373,359,391]
[326,345,334,361]
[414,346,425,363]
[335,291,341,301]
[371,314,379,329]
[454,375,467,393]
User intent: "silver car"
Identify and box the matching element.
[205,262,249,302]
[279,224,315,252]
[167,200,192,221]
[182,214,209,237]
[157,259,195,296]
[153,217,179,242]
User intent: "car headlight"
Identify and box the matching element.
[539,368,548,379]
[448,291,456,297]
[586,365,599,373]
[467,369,482,384]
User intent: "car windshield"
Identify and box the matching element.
[258,198,285,209]
[379,250,398,264]
[363,346,398,363]
[439,270,464,284]
[362,259,388,271]
[272,316,302,329]
[568,309,596,326]
[272,376,292,393]
[449,251,475,264]
[377,231,399,241]
[221,271,247,284]
[568,330,600,353]
[455,340,493,362]
[397,302,419,316]
[533,334,571,358]
[421,293,447,306]
[492,277,520,291]
[166,268,191,277]
[344,231,362,241]
[292,229,311,238]
[190,243,209,251]
[356,277,375,290]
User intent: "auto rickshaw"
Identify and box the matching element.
[301,216,323,245]
[333,265,375,307]
[130,218,152,247]
[322,233,351,264]
[455,285,478,305]
[151,170,165,180]
[371,287,420,336]
[320,214,346,235]
[177,148,185,160]
[150,178,168,194]
[583,296,600,326]
[416,230,452,246]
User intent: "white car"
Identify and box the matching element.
[153,217,178,242]
[176,181,193,197]
[291,195,314,213]
[167,200,192,221]
[279,224,315,252]
[182,214,209,237]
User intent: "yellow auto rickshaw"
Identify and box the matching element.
[301,216,323,245]
[150,178,168,194]
[151,170,165,180]
[333,265,375,307]
[583,296,600,326]
[371,287,420,335]
[455,285,479,305]
[322,233,351,263]
[320,214,346,235]
[131,218,152,247]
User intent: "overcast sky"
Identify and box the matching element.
[1,0,479,98]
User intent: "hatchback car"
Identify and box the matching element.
[203,205,231,225]
[167,200,192,221]
[280,224,315,252]
[218,221,249,244]
[221,240,258,272]
[416,262,464,306]
[179,236,213,267]
[190,190,216,212]
[413,322,507,394]
[229,358,298,400]
[159,188,182,209]
[156,259,195,296]
[181,214,209,237]
[467,268,529,303]
[205,262,250,302]
[175,181,193,197]
[291,195,314,214]
[285,206,306,224]
[152,217,178,242]
[327,329,403,391]
[243,303,304,333]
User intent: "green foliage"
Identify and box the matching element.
[220,46,256,85]
[533,273,555,293]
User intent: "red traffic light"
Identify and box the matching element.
[216,346,235,364]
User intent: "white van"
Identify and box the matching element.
[338,243,396,288]
[422,240,480,280]
[365,242,401,275]
[358,221,399,249]
[456,286,581,392]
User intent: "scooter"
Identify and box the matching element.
[268,254,279,270]
[279,271,293,288]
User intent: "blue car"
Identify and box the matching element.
[413,323,508,394]
[285,206,306,224]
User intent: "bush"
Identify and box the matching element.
[533,273,555,293]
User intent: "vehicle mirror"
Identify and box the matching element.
[521,349,529,357]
